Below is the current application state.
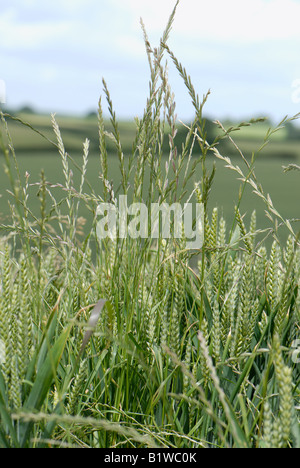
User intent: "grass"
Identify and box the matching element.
[0,1,299,448]
[1,151,299,253]
[1,111,299,249]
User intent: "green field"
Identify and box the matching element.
[1,111,299,247]
[0,108,299,448]
[0,2,299,447]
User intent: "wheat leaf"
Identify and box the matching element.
[79,299,107,357]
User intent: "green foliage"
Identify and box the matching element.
[0,1,299,448]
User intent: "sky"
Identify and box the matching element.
[1,0,300,122]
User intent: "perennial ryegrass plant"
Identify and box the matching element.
[0,1,299,448]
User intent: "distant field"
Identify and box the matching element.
[0,112,299,247]
[2,111,300,159]
[1,1,300,447]
[1,112,135,154]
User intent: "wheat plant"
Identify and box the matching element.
[0,1,299,448]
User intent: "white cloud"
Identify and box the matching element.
[0,80,6,104]
[1,0,299,119]
[0,11,73,50]
[39,65,59,83]
[120,0,300,43]
[114,33,146,58]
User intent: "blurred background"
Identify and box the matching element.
[0,0,299,245]
[1,0,300,121]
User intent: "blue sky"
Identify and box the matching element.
[1,0,300,122]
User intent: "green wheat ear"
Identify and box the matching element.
[262,335,294,448]
[266,240,281,310]
[0,0,299,448]
[67,358,87,415]
[0,244,12,385]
